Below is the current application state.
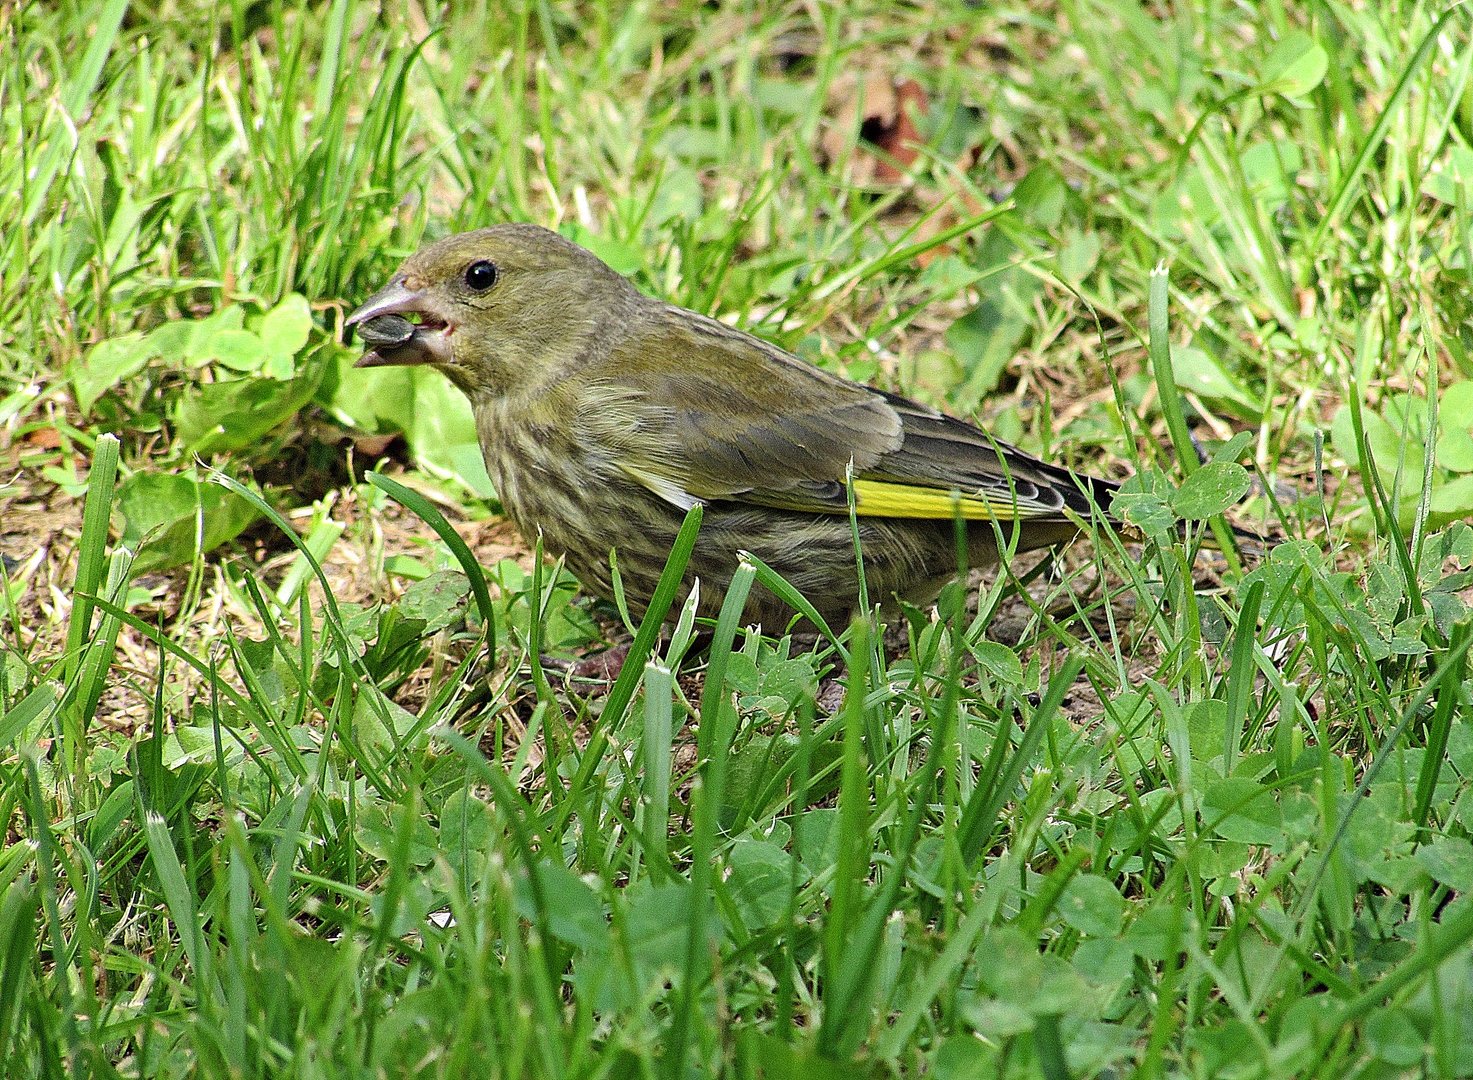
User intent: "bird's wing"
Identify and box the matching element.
[583,307,1115,523]
[857,390,1120,520]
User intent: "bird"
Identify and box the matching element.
[346,223,1149,630]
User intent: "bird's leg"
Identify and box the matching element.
[559,641,637,684]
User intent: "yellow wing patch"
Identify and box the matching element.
[850,479,1023,521]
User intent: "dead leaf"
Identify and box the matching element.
[352,433,399,457]
[818,69,989,267]
[868,78,928,183]
[821,72,930,186]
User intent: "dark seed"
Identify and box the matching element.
[358,314,417,349]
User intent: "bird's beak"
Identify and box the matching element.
[346,278,453,369]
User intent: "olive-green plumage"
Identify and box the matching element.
[347,224,1122,627]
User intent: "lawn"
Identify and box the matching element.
[4,1,1473,1076]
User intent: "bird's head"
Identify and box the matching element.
[346,223,636,398]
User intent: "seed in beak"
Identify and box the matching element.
[357,314,419,349]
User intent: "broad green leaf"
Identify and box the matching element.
[1239,139,1304,206]
[258,295,313,379]
[1436,383,1473,471]
[437,790,496,880]
[356,802,439,867]
[975,927,1095,1015]
[623,881,707,978]
[1185,699,1229,763]
[261,352,296,381]
[354,685,425,755]
[1124,903,1196,961]
[1170,345,1262,413]
[565,225,643,276]
[1171,461,1251,519]
[918,253,985,292]
[71,331,151,413]
[1422,145,1473,206]
[972,641,1023,687]
[206,328,269,372]
[1201,778,1282,845]
[512,860,609,954]
[114,471,260,572]
[1056,227,1101,282]
[1012,164,1068,229]
[258,293,313,356]
[397,570,472,632]
[1057,874,1127,937]
[945,232,1043,408]
[945,298,1029,407]
[323,357,493,496]
[726,839,802,931]
[1211,431,1255,464]
[933,1035,1002,1079]
[1414,837,1473,892]
[1430,475,1473,519]
[794,808,842,874]
[173,370,319,454]
[1258,32,1328,98]
[1113,490,1176,538]
[1365,1008,1424,1067]
[1330,403,1426,480]
[156,306,246,368]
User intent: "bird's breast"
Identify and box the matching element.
[476,403,680,584]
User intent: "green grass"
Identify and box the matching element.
[4,1,1473,1076]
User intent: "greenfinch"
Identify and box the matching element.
[347,224,1129,628]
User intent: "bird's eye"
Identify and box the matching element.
[464,260,499,292]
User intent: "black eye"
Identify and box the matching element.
[465,260,499,291]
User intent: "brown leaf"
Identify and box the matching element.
[352,433,399,458]
[869,78,928,183]
[820,72,928,186]
[819,69,991,267]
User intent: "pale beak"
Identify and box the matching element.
[346,278,453,368]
